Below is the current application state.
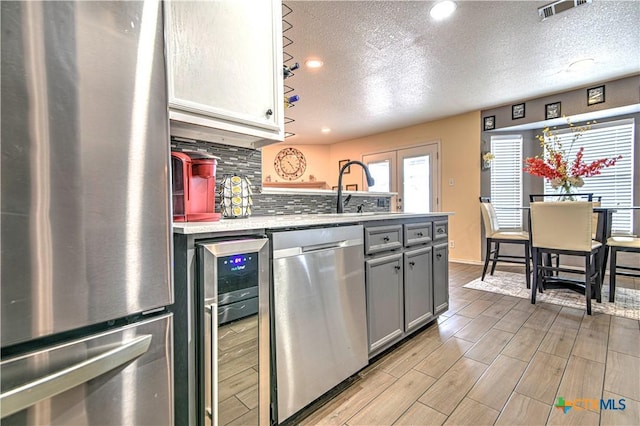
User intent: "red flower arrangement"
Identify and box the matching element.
[523,120,621,198]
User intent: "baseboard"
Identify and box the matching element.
[450,259,483,266]
[454,259,614,278]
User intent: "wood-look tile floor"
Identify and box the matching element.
[295,263,640,426]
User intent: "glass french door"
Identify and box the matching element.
[363,143,440,213]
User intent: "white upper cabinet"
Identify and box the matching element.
[166,0,284,147]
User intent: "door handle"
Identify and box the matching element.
[0,334,152,418]
[409,261,416,267]
[205,304,218,426]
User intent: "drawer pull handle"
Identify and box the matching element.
[437,228,444,233]
[416,232,423,237]
[409,261,415,267]
[383,236,390,242]
[394,265,401,271]
[436,253,442,259]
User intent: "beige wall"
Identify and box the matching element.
[261,111,483,263]
[261,144,332,186]
[328,111,482,263]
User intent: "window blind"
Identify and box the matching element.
[491,135,523,228]
[542,119,635,234]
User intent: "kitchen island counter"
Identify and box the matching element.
[172,211,453,424]
[173,212,454,234]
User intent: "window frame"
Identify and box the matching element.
[490,134,523,229]
[541,118,635,234]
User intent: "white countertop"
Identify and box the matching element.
[173,212,454,234]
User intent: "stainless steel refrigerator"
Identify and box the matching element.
[1,1,173,424]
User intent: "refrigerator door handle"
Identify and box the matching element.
[204,303,218,426]
[0,334,152,418]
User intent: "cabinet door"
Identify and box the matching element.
[433,242,449,315]
[166,0,283,140]
[404,246,433,332]
[365,253,404,355]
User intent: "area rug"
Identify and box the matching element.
[463,271,640,320]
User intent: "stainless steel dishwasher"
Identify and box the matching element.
[271,225,368,423]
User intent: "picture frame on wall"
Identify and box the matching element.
[338,159,351,174]
[346,184,358,191]
[512,103,525,120]
[545,102,561,120]
[483,115,495,131]
[587,85,605,106]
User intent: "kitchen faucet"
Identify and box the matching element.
[336,160,375,213]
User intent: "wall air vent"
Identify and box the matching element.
[538,0,592,20]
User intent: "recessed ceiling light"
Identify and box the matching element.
[321,127,331,133]
[430,1,457,20]
[568,58,595,72]
[305,59,324,69]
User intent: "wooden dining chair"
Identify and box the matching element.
[529,201,602,315]
[479,197,531,289]
[606,236,640,302]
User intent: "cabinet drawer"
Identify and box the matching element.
[404,222,432,247]
[434,221,448,241]
[365,225,403,255]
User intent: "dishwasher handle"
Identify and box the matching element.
[274,237,362,259]
[302,241,344,253]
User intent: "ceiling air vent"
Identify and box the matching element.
[538,0,592,20]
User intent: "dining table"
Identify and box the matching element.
[497,204,619,299]
[493,203,639,290]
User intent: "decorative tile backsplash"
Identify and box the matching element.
[170,137,391,215]
[171,137,262,186]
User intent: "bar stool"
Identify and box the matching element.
[479,197,531,289]
[606,236,640,302]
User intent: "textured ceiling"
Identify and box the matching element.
[282,0,640,144]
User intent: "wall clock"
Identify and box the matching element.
[274,147,307,180]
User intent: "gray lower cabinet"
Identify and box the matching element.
[364,217,449,358]
[365,253,404,354]
[433,242,450,315]
[404,246,434,333]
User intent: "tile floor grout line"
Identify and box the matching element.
[297,264,638,425]
[546,312,607,425]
